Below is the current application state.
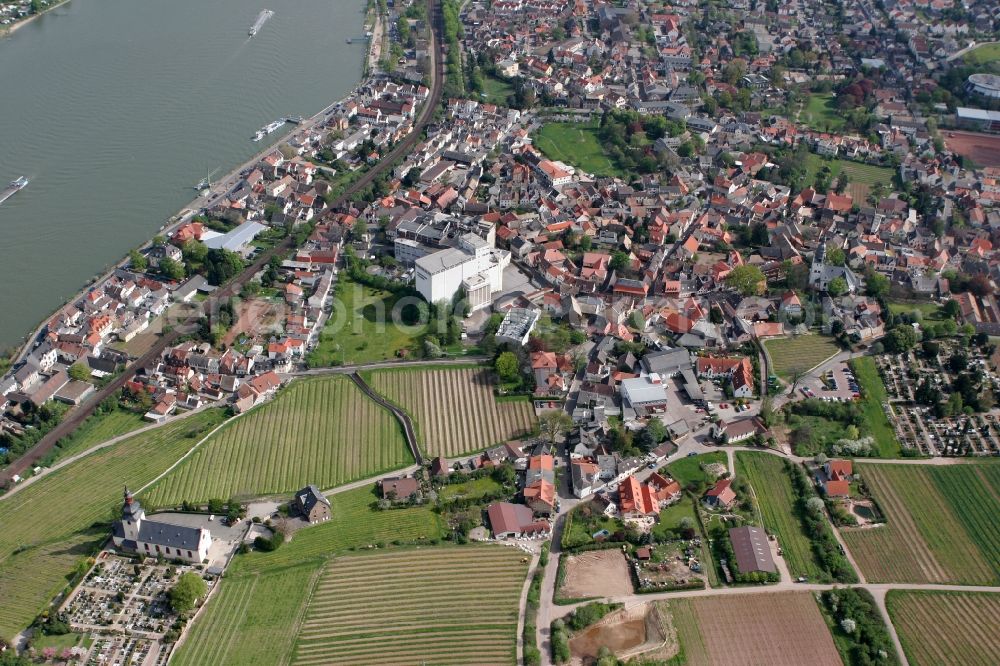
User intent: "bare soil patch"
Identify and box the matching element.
[560,550,633,599]
[945,131,1000,167]
[570,604,677,665]
[687,592,841,666]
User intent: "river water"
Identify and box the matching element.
[0,0,366,349]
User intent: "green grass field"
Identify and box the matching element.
[962,42,1000,66]
[307,276,425,366]
[887,590,1000,666]
[292,547,528,665]
[849,357,902,457]
[886,299,944,320]
[803,153,894,200]
[801,93,845,132]
[229,485,446,576]
[736,452,848,582]
[534,121,623,177]
[438,476,502,500]
[171,563,321,666]
[842,463,1000,585]
[480,75,514,106]
[367,367,536,458]
[664,451,727,488]
[764,335,840,379]
[145,376,412,506]
[48,409,146,464]
[0,410,226,641]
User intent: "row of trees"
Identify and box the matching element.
[786,461,858,583]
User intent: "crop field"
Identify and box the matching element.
[291,547,528,665]
[674,592,841,666]
[0,409,225,641]
[145,376,411,505]
[841,463,1000,584]
[763,335,839,379]
[736,452,836,581]
[49,409,147,463]
[367,367,536,457]
[229,485,446,576]
[171,564,321,666]
[849,357,901,457]
[534,120,623,177]
[887,591,1000,666]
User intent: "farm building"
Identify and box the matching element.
[704,478,737,509]
[714,416,768,444]
[487,502,551,539]
[112,487,211,564]
[728,526,776,574]
[294,485,331,523]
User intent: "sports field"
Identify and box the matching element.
[534,121,622,177]
[292,547,528,665]
[367,367,537,457]
[841,463,1000,585]
[664,593,841,666]
[145,376,412,505]
[0,410,226,641]
[887,590,1000,666]
[763,335,839,379]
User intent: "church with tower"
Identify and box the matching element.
[111,487,212,564]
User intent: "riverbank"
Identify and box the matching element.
[0,0,72,36]
[4,0,379,368]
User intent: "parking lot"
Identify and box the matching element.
[797,361,859,402]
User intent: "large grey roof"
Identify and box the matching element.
[729,526,776,574]
[137,520,206,551]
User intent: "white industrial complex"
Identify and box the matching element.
[414,233,510,311]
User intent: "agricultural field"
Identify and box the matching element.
[736,452,836,582]
[306,276,424,366]
[292,547,528,665]
[0,409,226,641]
[842,463,1000,585]
[228,485,446,576]
[534,120,623,177]
[171,564,321,666]
[763,334,840,379]
[145,376,412,505]
[367,367,536,457]
[849,357,901,457]
[664,593,841,666]
[803,153,894,201]
[887,591,1000,666]
[47,409,147,464]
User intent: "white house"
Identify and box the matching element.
[111,488,211,564]
[415,233,510,311]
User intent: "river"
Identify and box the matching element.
[0,0,367,350]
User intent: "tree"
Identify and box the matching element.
[806,496,826,514]
[68,362,91,382]
[825,247,846,266]
[169,572,207,613]
[610,251,630,272]
[884,324,918,353]
[827,277,848,297]
[205,248,246,286]
[864,272,889,298]
[495,351,519,381]
[159,257,185,281]
[129,250,148,273]
[725,265,765,296]
[538,410,573,444]
[942,299,961,319]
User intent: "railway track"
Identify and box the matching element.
[0,0,444,486]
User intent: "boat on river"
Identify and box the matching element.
[0,176,28,206]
